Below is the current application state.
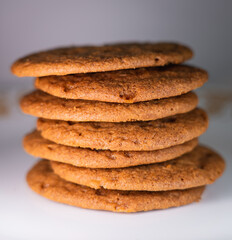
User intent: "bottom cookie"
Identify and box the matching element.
[27,160,205,213]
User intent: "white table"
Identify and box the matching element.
[0,83,231,240]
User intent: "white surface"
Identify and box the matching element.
[0,85,232,240]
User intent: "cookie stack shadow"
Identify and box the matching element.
[12,42,225,212]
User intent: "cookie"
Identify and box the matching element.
[35,65,207,103]
[11,42,193,77]
[37,108,208,151]
[24,131,198,168]
[51,146,225,191]
[27,160,205,212]
[20,90,198,122]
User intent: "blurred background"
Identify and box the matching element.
[0,0,232,87]
[0,1,232,239]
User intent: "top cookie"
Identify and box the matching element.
[11,42,193,77]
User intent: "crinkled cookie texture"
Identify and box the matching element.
[35,65,207,103]
[11,42,193,77]
[24,131,198,168]
[27,160,205,212]
[51,146,225,191]
[37,108,208,151]
[20,90,198,122]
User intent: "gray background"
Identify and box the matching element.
[1,0,232,87]
[1,1,232,239]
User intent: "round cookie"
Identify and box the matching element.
[24,131,198,168]
[20,90,198,122]
[27,160,205,212]
[11,42,193,77]
[37,108,208,151]
[35,65,207,103]
[51,146,225,191]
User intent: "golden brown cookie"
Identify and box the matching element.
[35,65,207,103]
[37,108,208,151]
[20,90,198,122]
[11,42,193,77]
[51,146,225,191]
[27,160,205,212]
[24,131,198,168]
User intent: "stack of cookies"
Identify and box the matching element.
[11,43,225,212]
